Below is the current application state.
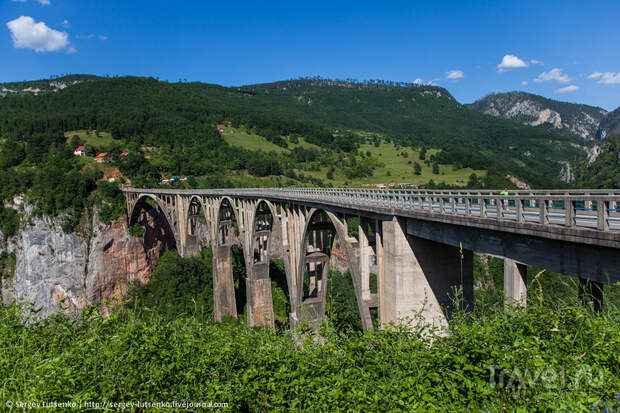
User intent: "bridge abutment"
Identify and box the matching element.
[381,217,473,330]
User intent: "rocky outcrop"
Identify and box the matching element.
[1,213,88,318]
[596,107,620,140]
[1,206,172,319]
[85,213,160,315]
[467,92,607,141]
[559,161,574,184]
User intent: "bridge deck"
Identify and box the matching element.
[122,187,620,249]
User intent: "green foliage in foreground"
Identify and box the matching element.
[2,250,619,411]
[126,250,214,320]
[1,300,618,411]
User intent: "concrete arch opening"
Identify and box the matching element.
[246,200,290,328]
[128,195,178,257]
[216,197,239,247]
[295,209,342,328]
[185,196,209,257]
[212,197,244,322]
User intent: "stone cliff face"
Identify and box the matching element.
[558,161,574,184]
[596,107,620,140]
[1,213,87,318]
[466,92,607,141]
[1,206,171,319]
[85,211,169,316]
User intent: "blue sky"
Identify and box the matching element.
[1,0,620,110]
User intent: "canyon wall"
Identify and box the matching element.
[0,206,170,319]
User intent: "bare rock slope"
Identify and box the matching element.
[466,92,607,141]
[1,207,170,318]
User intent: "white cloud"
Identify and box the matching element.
[6,16,70,52]
[497,54,528,72]
[530,59,543,66]
[555,85,579,94]
[413,78,423,85]
[66,46,77,54]
[588,72,620,84]
[599,73,620,84]
[534,68,571,83]
[11,0,52,4]
[98,35,108,41]
[446,70,464,80]
[521,80,528,85]
[61,19,70,28]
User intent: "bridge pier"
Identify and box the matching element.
[356,217,377,331]
[381,217,473,330]
[504,259,527,308]
[246,265,274,328]
[282,206,307,330]
[213,245,237,322]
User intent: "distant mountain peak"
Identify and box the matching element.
[466,91,607,140]
[0,74,103,97]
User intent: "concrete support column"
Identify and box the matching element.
[375,218,385,323]
[176,195,188,257]
[213,245,237,322]
[246,264,275,328]
[359,218,371,301]
[504,259,527,309]
[381,217,473,330]
[578,277,603,312]
[283,207,304,329]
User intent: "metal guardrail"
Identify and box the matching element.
[122,187,620,233]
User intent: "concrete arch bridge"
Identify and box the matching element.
[122,187,620,331]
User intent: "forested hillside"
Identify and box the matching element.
[232,79,580,177]
[0,75,581,190]
[574,135,620,188]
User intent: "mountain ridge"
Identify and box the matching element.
[0,75,584,187]
[597,106,620,139]
[466,91,608,141]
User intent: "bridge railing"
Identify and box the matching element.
[121,186,620,233]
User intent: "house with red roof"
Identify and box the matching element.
[73,146,85,156]
[95,152,108,163]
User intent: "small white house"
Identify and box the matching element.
[73,145,85,156]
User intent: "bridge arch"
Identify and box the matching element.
[128,193,179,251]
[249,200,279,265]
[295,208,365,329]
[215,196,241,246]
[184,195,211,255]
[244,199,287,328]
